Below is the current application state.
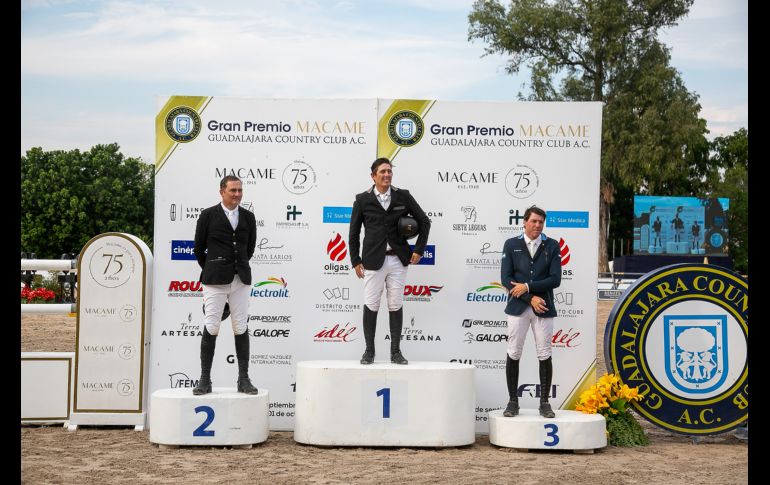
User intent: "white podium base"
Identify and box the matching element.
[67,412,146,431]
[666,241,690,254]
[149,388,269,447]
[294,360,475,447]
[488,409,606,451]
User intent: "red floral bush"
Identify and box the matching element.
[21,286,56,303]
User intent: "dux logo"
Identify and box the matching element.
[665,315,728,394]
[559,238,571,266]
[327,233,348,262]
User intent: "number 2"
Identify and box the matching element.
[193,406,215,437]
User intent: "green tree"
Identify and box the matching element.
[706,128,748,274]
[468,0,708,271]
[21,144,154,258]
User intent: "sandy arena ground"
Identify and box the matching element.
[21,301,748,484]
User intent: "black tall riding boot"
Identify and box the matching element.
[360,306,378,364]
[193,327,217,395]
[234,331,258,394]
[503,356,519,417]
[538,357,555,418]
[389,308,408,364]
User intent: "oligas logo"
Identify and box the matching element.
[387,110,425,147]
[559,237,574,279]
[165,106,201,143]
[324,233,351,275]
[466,282,508,303]
[250,277,289,298]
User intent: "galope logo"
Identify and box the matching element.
[164,106,202,143]
[605,264,748,435]
[387,110,424,147]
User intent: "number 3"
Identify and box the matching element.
[543,423,559,446]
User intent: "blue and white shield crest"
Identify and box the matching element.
[397,119,414,139]
[664,315,728,394]
[175,114,193,135]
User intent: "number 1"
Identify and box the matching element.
[376,388,390,418]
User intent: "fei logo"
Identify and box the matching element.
[171,240,196,260]
[409,244,435,265]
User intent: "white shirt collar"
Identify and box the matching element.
[221,203,239,215]
[524,234,540,246]
[375,187,391,199]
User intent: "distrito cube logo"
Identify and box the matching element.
[327,233,348,262]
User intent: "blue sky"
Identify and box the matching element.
[21,0,748,164]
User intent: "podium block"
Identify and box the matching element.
[666,241,690,254]
[149,388,269,447]
[294,360,475,447]
[488,409,606,451]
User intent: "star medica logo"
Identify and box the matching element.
[250,277,289,298]
[605,264,747,436]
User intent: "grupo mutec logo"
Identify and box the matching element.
[164,105,202,143]
[505,164,539,199]
[87,240,136,288]
[282,160,316,194]
[387,110,424,147]
[605,264,747,435]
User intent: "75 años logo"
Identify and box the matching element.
[605,264,747,435]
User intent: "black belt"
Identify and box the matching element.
[385,249,397,256]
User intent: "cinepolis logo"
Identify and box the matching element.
[250,277,289,298]
[606,264,748,435]
[387,110,424,147]
[165,106,201,143]
[327,233,348,262]
[466,282,508,302]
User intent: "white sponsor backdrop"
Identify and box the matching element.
[151,97,601,432]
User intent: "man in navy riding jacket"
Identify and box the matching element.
[500,206,561,418]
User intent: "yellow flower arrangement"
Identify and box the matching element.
[575,372,649,446]
[575,372,641,416]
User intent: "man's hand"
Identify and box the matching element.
[355,263,365,279]
[510,282,528,298]
[410,252,421,265]
[530,296,549,314]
